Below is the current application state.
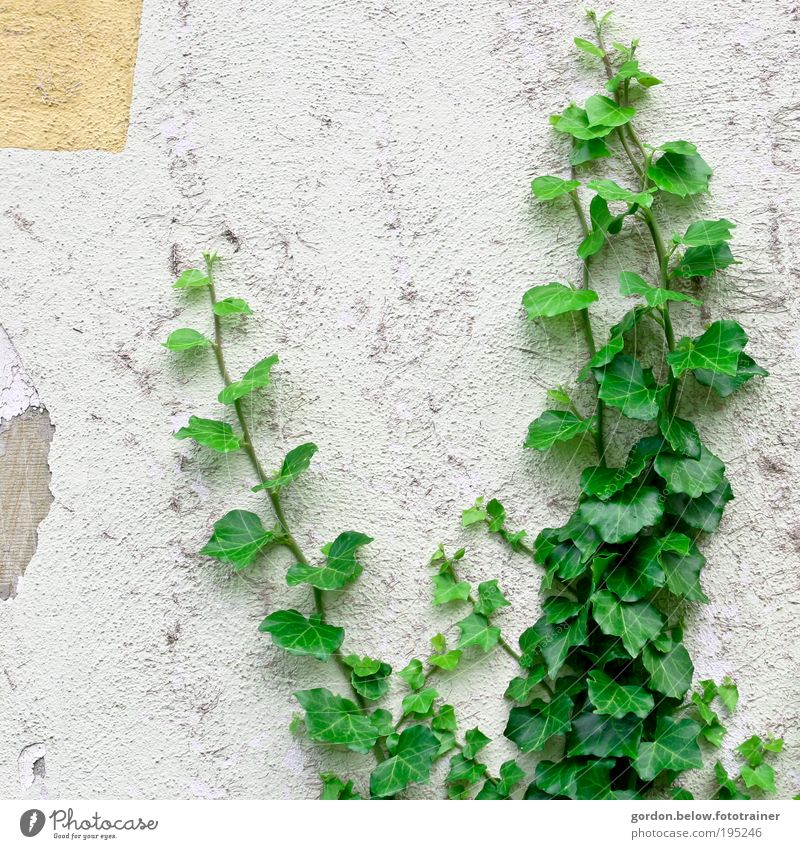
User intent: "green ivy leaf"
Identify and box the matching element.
[319,773,362,800]
[341,654,381,676]
[694,352,768,397]
[655,533,708,601]
[213,297,252,316]
[163,328,212,351]
[463,727,492,760]
[260,610,344,660]
[431,572,471,605]
[524,410,596,451]
[505,665,547,703]
[585,94,635,128]
[474,579,510,617]
[398,659,425,691]
[218,354,279,405]
[455,612,500,653]
[718,677,739,712]
[432,704,457,733]
[647,151,712,197]
[522,283,598,318]
[654,446,726,498]
[286,530,372,591]
[587,178,655,208]
[520,609,588,677]
[593,354,667,421]
[680,219,736,247]
[658,140,697,155]
[667,320,748,378]
[740,763,776,793]
[567,712,642,758]
[351,662,392,701]
[579,485,664,544]
[665,479,733,533]
[446,753,488,788]
[606,59,661,92]
[295,688,379,754]
[173,268,209,288]
[531,175,580,200]
[574,36,604,57]
[580,306,649,380]
[570,137,611,166]
[642,642,694,698]
[619,270,701,307]
[504,693,573,753]
[715,761,751,800]
[252,443,317,492]
[587,669,655,719]
[428,650,462,670]
[634,716,703,781]
[577,228,606,260]
[476,760,526,799]
[658,413,701,459]
[402,687,438,717]
[674,243,736,278]
[551,105,614,140]
[369,725,439,798]
[542,596,583,625]
[175,416,241,452]
[200,509,275,569]
[591,590,665,656]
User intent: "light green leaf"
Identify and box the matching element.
[570,137,611,166]
[252,443,317,492]
[504,693,573,753]
[674,243,736,277]
[718,677,739,713]
[200,509,275,569]
[648,151,712,197]
[681,219,736,247]
[213,297,252,316]
[402,687,438,717]
[173,268,209,288]
[579,485,664,544]
[591,590,665,657]
[524,410,596,451]
[574,36,604,57]
[531,175,580,200]
[655,446,726,498]
[587,669,655,719]
[342,654,382,676]
[665,479,734,532]
[579,306,649,380]
[587,178,655,208]
[163,328,212,351]
[295,688,378,754]
[567,712,642,758]
[693,353,767,397]
[658,140,697,155]
[431,572,471,605]
[741,763,776,793]
[577,228,605,260]
[455,612,500,653]
[523,283,598,318]
[551,105,614,140]
[463,727,492,760]
[474,579,510,617]
[428,650,462,670]
[286,530,372,591]
[667,320,748,378]
[715,761,751,800]
[398,658,425,691]
[585,94,635,128]
[370,725,439,798]
[619,270,701,307]
[351,662,392,701]
[642,643,694,698]
[593,354,667,421]
[606,59,661,92]
[218,354,279,405]
[319,773,361,800]
[580,436,663,501]
[260,610,344,660]
[635,717,703,781]
[175,416,241,452]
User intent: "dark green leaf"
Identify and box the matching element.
[260,610,344,660]
[523,283,598,318]
[218,354,279,405]
[693,352,767,397]
[504,693,574,753]
[252,443,317,492]
[567,712,642,758]
[577,228,605,259]
[658,413,701,459]
[591,590,665,656]
[542,596,583,625]
[474,579,510,617]
[524,410,596,451]
[642,643,694,698]
[665,479,733,532]
[370,725,439,797]
[580,485,664,544]
[505,665,547,703]
[446,753,487,786]
[200,509,275,569]
[648,151,712,197]
[175,416,241,452]
[593,354,667,421]
[587,669,654,719]
[715,761,751,800]
[580,306,649,380]
[674,243,736,278]
[520,609,589,677]
[635,716,703,781]
[655,446,726,498]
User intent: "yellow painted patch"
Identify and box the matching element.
[0,1,143,152]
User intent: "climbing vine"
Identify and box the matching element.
[164,11,788,800]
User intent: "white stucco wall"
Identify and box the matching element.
[1,0,798,799]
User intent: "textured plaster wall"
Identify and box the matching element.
[0,0,799,800]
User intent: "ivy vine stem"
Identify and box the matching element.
[203,254,385,764]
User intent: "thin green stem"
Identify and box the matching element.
[204,254,385,764]
[569,191,606,465]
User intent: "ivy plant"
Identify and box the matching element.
[461,10,788,800]
[165,11,790,801]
